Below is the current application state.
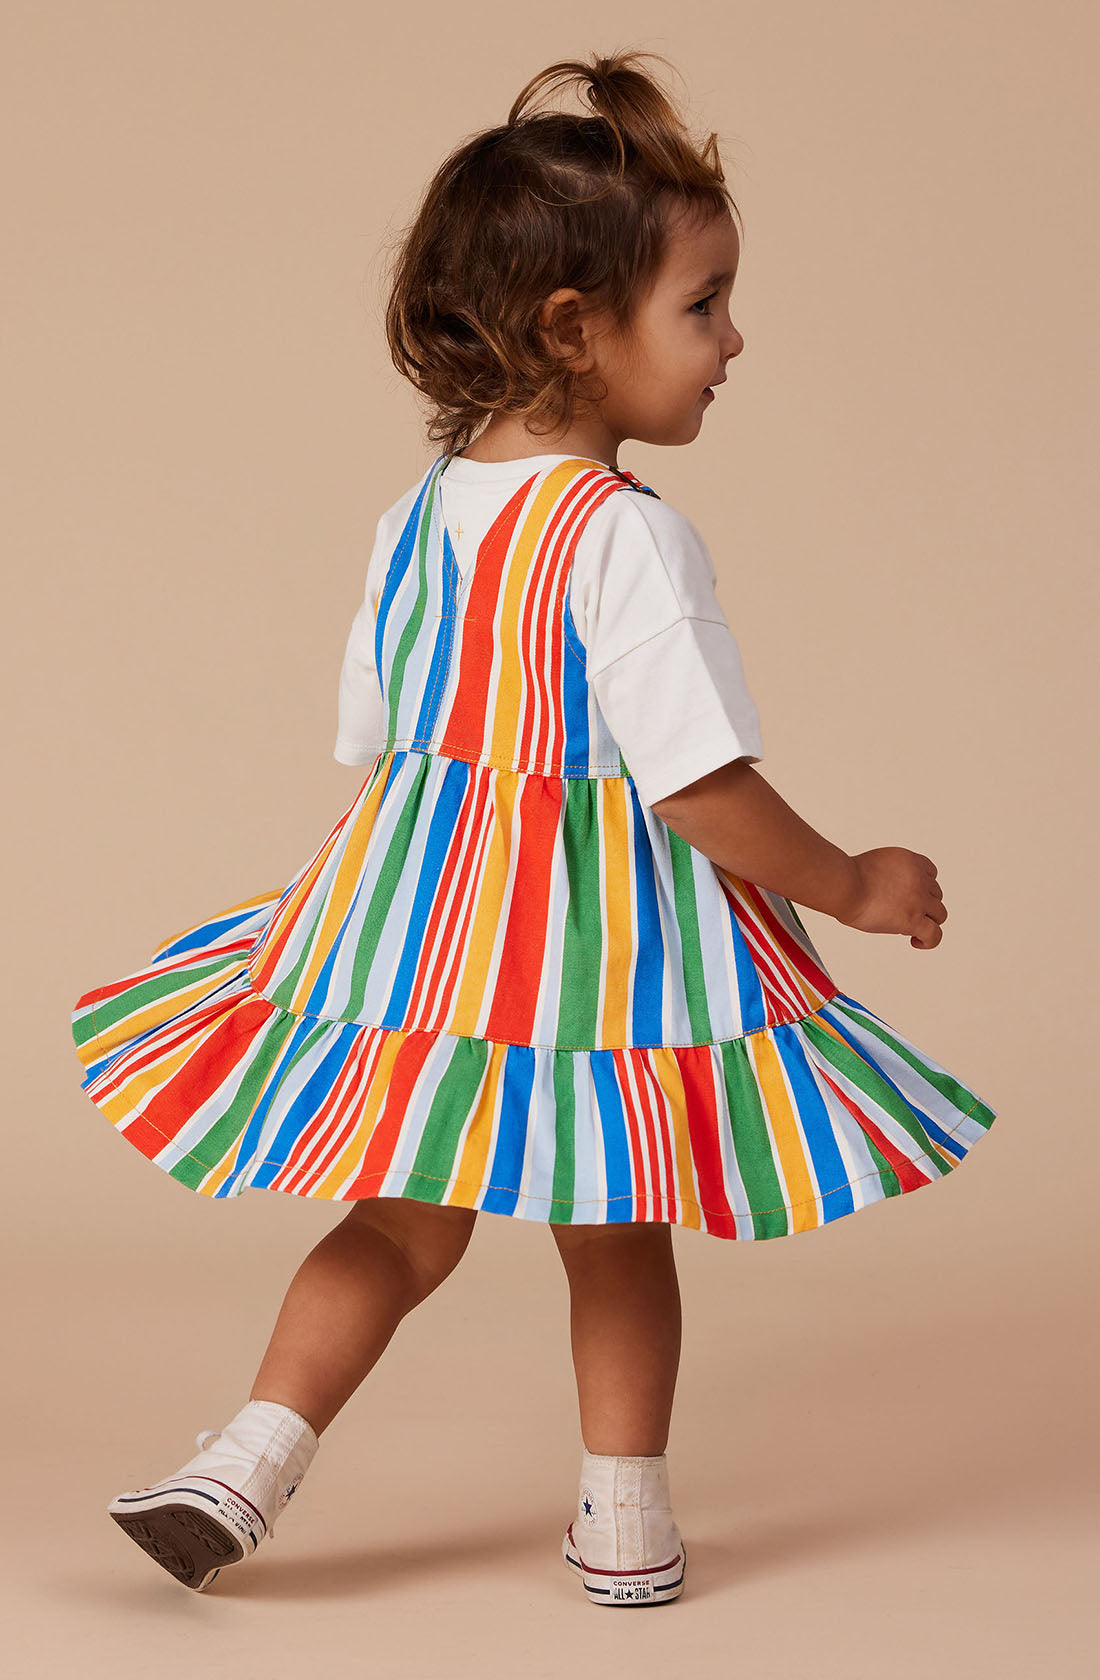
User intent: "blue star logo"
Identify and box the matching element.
[582,1496,594,1517]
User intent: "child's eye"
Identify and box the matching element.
[689,290,720,316]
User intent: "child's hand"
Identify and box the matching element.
[838,849,948,949]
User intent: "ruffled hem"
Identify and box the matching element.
[70,891,997,1241]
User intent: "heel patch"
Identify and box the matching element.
[609,1577,654,1602]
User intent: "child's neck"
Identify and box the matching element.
[458,414,624,471]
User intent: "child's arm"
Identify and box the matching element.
[652,761,858,916]
[653,762,948,951]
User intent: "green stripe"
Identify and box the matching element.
[79,954,238,1042]
[667,830,713,1042]
[385,471,437,741]
[403,1036,490,1200]
[168,1008,304,1189]
[550,1050,577,1216]
[801,1013,945,1158]
[556,780,603,1048]
[346,756,434,1018]
[824,1000,996,1128]
[718,1037,790,1238]
[858,1127,901,1196]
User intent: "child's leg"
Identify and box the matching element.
[550,1222,681,1455]
[248,1198,478,1436]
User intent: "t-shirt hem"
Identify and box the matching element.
[637,738,762,808]
[333,739,381,766]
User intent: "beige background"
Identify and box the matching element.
[4,1,1097,1675]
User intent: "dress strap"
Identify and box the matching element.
[606,465,661,499]
[439,447,661,500]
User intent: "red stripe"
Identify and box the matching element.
[431,776,496,1028]
[345,1030,440,1194]
[405,768,489,1027]
[248,806,358,992]
[115,994,276,1161]
[274,1030,390,1194]
[566,1522,682,1576]
[517,473,612,764]
[815,1063,932,1191]
[438,485,530,758]
[482,775,562,1042]
[613,1049,649,1220]
[740,878,833,997]
[676,1043,739,1237]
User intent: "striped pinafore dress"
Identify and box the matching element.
[70,453,997,1239]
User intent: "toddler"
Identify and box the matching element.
[71,49,997,1606]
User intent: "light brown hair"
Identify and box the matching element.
[383,49,741,456]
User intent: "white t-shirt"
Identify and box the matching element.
[334,452,763,806]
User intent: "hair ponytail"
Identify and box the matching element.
[507,52,726,191]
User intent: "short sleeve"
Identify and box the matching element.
[570,492,763,807]
[333,516,388,766]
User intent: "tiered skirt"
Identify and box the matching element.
[70,748,997,1239]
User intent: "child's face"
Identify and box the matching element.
[588,204,744,447]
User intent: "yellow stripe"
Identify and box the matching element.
[599,779,632,1048]
[201,1147,238,1197]
[289,755,395,1010]
[451,1040,506,1196]
[449,773,514,1036]
[250,818,353,991]
[488,462,592,766]
[96,1034,202,1128]
[150,890,280,962]
[315,1030,402,1197]
[89,974,232,1060]
[652,1050,703,1230]
[749,1033,819,1233]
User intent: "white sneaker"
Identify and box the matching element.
[107,1399,320,1590]
[562,1448,686,1605]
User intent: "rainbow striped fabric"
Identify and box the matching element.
[70,454,997,1238]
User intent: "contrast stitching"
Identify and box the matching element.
[374,742,627,774]
[82,968,991,1215]
[586,614,735,683]
[83,1040,991,1219]
[561,590,590,670]
[92,964,897,1056]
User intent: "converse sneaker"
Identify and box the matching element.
[562,1448,686,1605]
[107,1399,319,1591]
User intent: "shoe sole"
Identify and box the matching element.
[561,1522,686,1604]
[108,1481,266,1591]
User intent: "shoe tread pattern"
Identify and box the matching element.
[110,1504,244,1589]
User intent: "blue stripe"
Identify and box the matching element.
[481,1045,535,1215]
[410,475,458,744]
[589,1051,635,1220]
[244,1023,363,1193]
[815,1001,967,1162]
[771,1023,856,1220]
[382,757,469,1027]
[375,471,432,681]
[628,784,665,1045]
[214,1016,339,1196]
[725,896,770,1034]
[560,586,591,773]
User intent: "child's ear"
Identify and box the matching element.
[538,288,598,372]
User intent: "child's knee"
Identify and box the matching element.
[344,1197,477,1297]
